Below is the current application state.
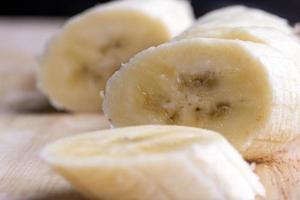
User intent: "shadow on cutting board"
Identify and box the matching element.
[30,190,86,200]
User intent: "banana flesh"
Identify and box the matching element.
[104,38,300,160]
[176,27,300,69]
[38,0,194,112]
[103,17,300,159]
[41,125,265,200]
[193,5,293,34]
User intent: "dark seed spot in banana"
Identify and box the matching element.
[142,91,164,110]
[166,106,185,124]
[114,41,123,48]
[195,107,201,112]
[178,72,218,92]
[108,136,150,145]
[119,136,149,143]
[91,73,102,81]
[142,90,171,113]
[100,39,125,54]
[168,110,180,124]
[81,66,103,83]
[140,89,184,123]
[209,102,231,118]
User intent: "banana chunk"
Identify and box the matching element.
[176,26,300,69]
[103,38,300,160]
[192,5,293,34]
[41,125,264,200]
[38,0,194,112]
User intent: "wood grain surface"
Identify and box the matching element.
[1,114,300,200]
[0,114,109,200]
[255,136,300,200]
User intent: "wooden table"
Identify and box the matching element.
[0,114,109,200]
[0,113,300,200]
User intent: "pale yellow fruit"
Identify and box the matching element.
[193,5,293,34]
[38,0,194,112]
[42,125,264,200]
[176,27,300,70]
[103,38,300,160]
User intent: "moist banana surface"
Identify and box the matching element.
[42,125,265,200]
[39,0,194,112]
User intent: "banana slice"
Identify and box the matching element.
[193,5,293,34]
[103,38,300,160]
[38,0,194,112]
[176,26,300,69]
[41,125,264,200]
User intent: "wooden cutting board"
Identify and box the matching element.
[1,114,300,200]
[0,114,109,200]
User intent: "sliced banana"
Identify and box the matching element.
[192,5,293,34]
[176,26,300,69]
[38,0,194,112]
[41,125,264,200]
[103,38,300,160]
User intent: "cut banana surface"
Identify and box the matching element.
[103,38,300,160]
[39,0,194,112]
[192,5,293,34]
[41,125,264,200]
[176,26,300,69]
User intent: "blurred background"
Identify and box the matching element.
[0,0,299,23]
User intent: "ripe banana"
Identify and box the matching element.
[38,0,194,112]
[103,38,300,160]
[176,26,300,69]
[193,5,293,34]
[41,125,265,200]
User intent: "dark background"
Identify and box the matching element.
[1,0,299,24]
